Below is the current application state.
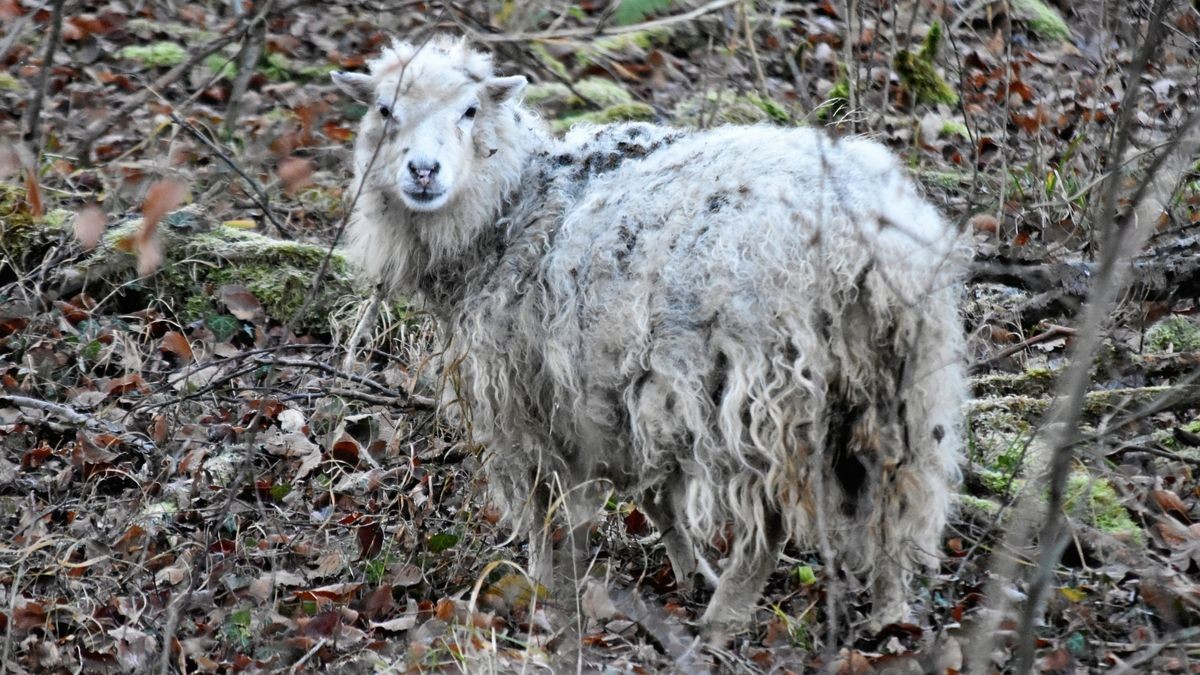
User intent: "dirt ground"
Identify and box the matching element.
[3,0,1200,672]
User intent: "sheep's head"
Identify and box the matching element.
[332,37,526,213]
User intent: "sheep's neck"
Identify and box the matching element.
[414,116,551,319]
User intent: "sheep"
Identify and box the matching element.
[332,35,969,641]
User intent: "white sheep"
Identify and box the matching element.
[332,36,969,640]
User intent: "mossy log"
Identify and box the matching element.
[2,206,363,335]
[967,385,1200,424]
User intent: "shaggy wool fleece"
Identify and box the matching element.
[334,35,969,636]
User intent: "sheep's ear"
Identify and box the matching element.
[484,75,527,104]
[331,71,375,103]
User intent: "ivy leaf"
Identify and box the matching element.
[427,532,459,553]
[614,0,671,26]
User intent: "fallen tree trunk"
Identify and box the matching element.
[970,233,1200,326]
[1,206,363,335]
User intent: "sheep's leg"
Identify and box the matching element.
[868,462,948,631]
[869,560,912,630]
[527,480,554,591]
[640,481,717,592]
[699,511,784,644]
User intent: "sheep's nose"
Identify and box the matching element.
[408,160,440,187]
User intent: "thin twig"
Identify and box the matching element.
[971,324,1078,373]
[168,111,295,239]
[1013,0,1182,670]
[73,4,272,160]
[223,11,268,138]
[0,394,157,454]
[22,0,66,153]
[462,0,738,42]
[1106,441,1200,468]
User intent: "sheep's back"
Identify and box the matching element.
[531,124,966,487]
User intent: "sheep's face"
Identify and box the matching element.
[332,40,526,214]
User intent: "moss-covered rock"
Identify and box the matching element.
[1065,471,1140,541]
[673,89,793,127]
[527,77,636,110]
[893,22,958,106]
[1146,316,1200,353]
[1012,0,1070,41]
[577,28,672,67]
[959,493,1002,516]
[973,367,1059,398]
[0,184,74,273]
[10,206,364,335]
[550,102,657,134]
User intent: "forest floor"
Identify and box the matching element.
[3,0,1200,672]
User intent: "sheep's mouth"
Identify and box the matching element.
[403,188,446,204]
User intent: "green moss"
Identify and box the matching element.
[0,182,33,228]
[93,210,360,334]
[1146,316,1200,353]
[43,209,72,227]
[578,28,672,67]
[550,102,656,133]
[119,42,187,67]
[574,78,635,108]
[0,72,24,92]
[1064,472,1140,541]
[973,367,1058,398]
[525,82,571,106]
[528,43,571,82]
[941,120,970,138]
[204,53,238,80]
[959,494,1001,515]
[893,23,959,106]
[1012,0,1070,41]
[126,17,216,42]
[817,80,850,122]
[258,52,334,82]
[978,467,1020,496]
[745,92,791,124]
[613,0,672,25]
[916,169,969,188]
[673,89,792,127]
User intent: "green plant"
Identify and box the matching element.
[893,22,958,106]
[614,0,671,25]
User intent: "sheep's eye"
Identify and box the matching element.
[378,105,391,119]
[463,105,478,120]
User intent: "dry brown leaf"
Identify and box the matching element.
[73,205,107,249]
[135,233,163,276]
[1152,489,1191,521]
[136,180,187,275]
[970,213,999,234]
[277,156,314,195]
[219,285,263,321]
[107,373,148,396]
[24,167,43,219]
[160,331,193,361]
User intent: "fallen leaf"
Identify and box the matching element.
[106,373,148,396]
[72,205,107,249]
[277,156,314,195]
[371,614,417,632]
[160,331,193,361]
[137,180,187,274]
[24,167,43,219]
[1152,489,1190,521]
[971,213,999,234]
[219,285,263,321]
